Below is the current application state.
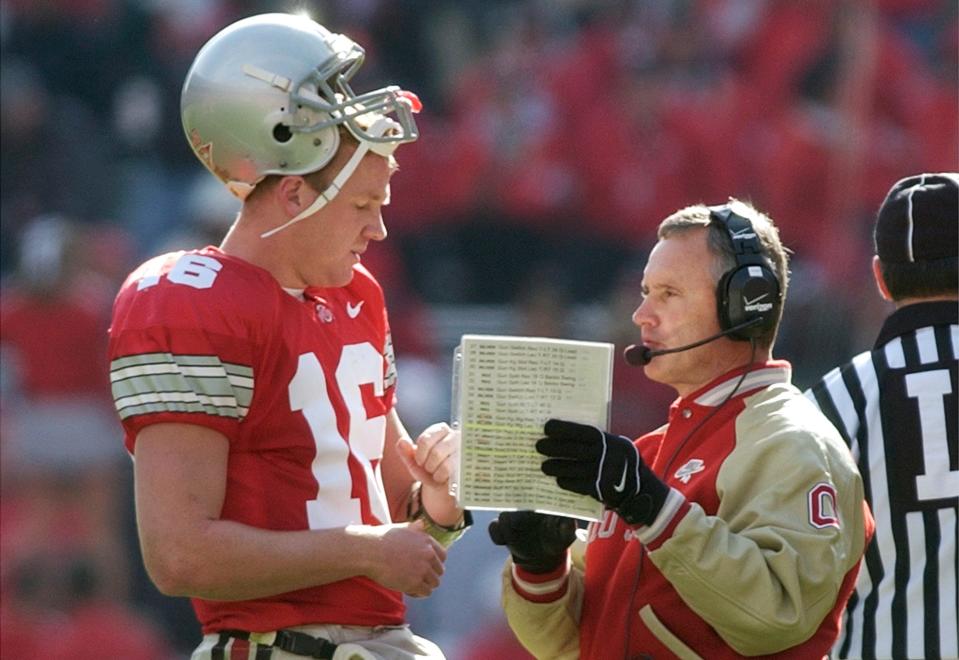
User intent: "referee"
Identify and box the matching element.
[806,173,958,660]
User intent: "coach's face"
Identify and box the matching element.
[632,228,735,397]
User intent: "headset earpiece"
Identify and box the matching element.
[709,205,781,341]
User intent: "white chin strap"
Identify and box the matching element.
[260,117,399,239]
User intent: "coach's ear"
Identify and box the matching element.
[872,256,894,302]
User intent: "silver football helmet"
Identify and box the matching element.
[181,13,420,201]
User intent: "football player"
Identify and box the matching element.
[108,13,468,660]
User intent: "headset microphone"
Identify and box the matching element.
[623,317,764,367]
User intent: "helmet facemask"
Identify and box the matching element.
[243,41,419,149]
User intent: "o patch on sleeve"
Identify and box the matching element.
[808,482,840,529]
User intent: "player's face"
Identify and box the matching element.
[294,151,393,287]
[632,229,730,396]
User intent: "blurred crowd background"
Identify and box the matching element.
[1,0,956,657]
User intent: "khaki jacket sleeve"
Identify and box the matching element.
[500,531,587,659]
[646,388,868,655]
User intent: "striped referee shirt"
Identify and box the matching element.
[806,301,958,660]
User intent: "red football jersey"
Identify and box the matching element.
[108,246,404,633]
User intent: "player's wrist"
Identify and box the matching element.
[408,482,471,547]
[417,481,462,527]
[345,523,388,579]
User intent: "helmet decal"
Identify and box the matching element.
[189,129,215,173]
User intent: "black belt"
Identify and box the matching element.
[214,629,339,659]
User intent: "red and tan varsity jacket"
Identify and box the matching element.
[502,361,874,659]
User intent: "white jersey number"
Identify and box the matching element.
[289,347,391,529]
[907,370,959,500]
[137,254,222,291]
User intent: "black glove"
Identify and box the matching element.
[488,511,577,574]
[537,419,669,526]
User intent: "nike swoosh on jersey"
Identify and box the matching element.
[346,300,365,318]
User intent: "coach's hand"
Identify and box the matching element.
[537,419,669,526]
[488,511,576,574]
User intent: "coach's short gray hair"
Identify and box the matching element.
[657,199,791,348]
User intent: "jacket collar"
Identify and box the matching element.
[670,360,792,412]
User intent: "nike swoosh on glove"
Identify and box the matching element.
[537,419,669,526]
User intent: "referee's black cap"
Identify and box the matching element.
[875,172,958,263]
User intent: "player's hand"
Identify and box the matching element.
[398,422,458,487]
[537,419,669,526]
[397,423,462,527]
[364,519,447,598]
[488,511,576,574]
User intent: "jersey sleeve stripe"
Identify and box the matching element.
[112,373,251,404]
[110,352,253,377]
[111,365,253,391]
[383,330,397,389]
[115,392,247,417]
[116,400,246,420]
[111,366,253,390]
[110,353,254,421]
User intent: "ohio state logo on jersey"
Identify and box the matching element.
[315,302,334,323]
[807,482,840,529]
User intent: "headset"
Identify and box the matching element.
[709,203,781,341]
[624,203,782,366]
